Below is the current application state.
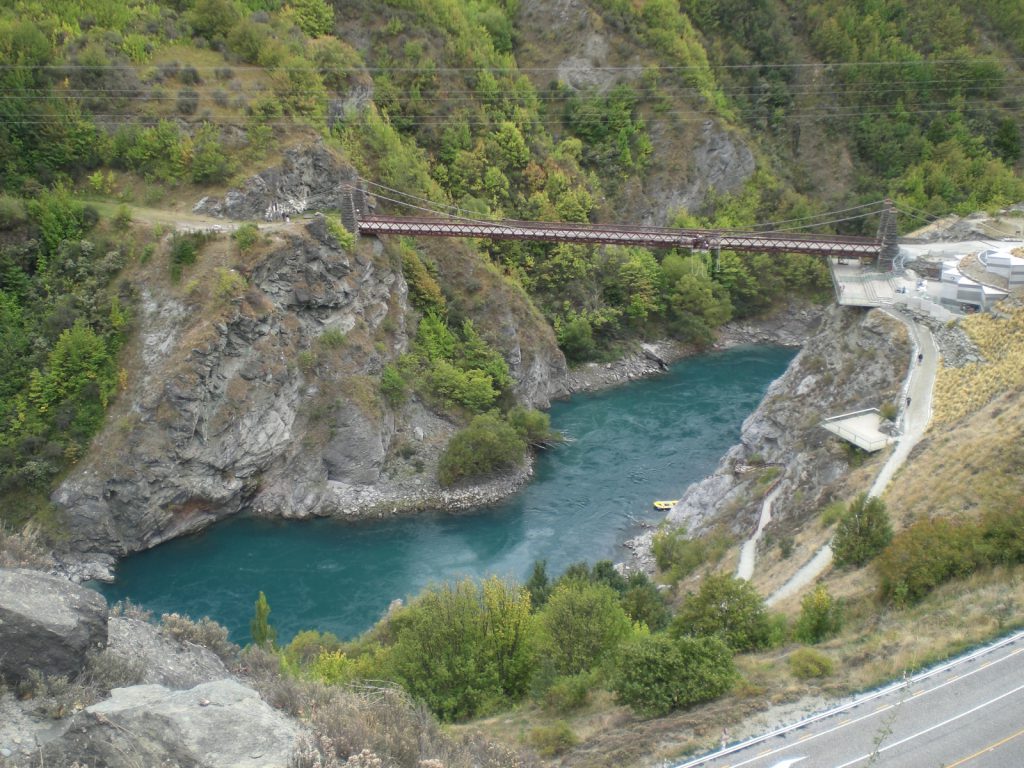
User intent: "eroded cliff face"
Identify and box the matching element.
[54,147,567,569]
[631,305,911,568]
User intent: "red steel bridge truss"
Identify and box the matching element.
[343,188,898,267]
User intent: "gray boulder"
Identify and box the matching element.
[0,569,107,684]
[39,679,300,767]
[107,617,230,689]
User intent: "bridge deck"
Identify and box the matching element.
[357,215,882,259]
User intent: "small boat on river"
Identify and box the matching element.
[652,500,678,510]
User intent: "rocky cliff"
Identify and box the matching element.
[54,145,567,574]
[630,305,911,569]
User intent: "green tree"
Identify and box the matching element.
[287,0,335,37]
[539,580,633,675]
[387,577,535,720]
[612,634,736,717]
[188,0,241,41]
[619,571,671,631]
[832,494,893,568]
[250,591,277,648]
[526,559,552,608]
[437,412,526,486]
[556,316,596,362]
[794,585,843,644]
[671,574,771,652]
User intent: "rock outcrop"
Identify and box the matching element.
[629,305,910,570]
[0,569,107,684]
[194,143,359,222]
[107,616,230,689]
[55,145,568,567]
[37,679,300,768]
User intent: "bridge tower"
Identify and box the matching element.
[340,183,367,236]
[876,199,899,272]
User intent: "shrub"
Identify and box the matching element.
[652,524,729,582]
[879,401,898,421]
[542,671,595,713]
[318,328,347,349]
[875,517,983,605]
[177,88,200,115]
[399,242,446,313]
[214,268,246,301]
[427,359,499,412]
[0,194,26,230]
[832,494,892,567]
[160,613,238,662]
[670,574,772,652]
[789,647,833,679]
[612,634,737,717]
[113,205,133,230]
[325,214,356,249]
[386,577,535,721]
[380,365,406,406]
[557,316,595,362]
[619,572,671,631]
[538,580,632,676]
[233,222,260,251]
[794,585,843,644]
[438,412,525,486]
[169,233,202,280]
[506,406,559,447]
[527,721,578,757]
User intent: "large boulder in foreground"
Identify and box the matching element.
[39,680,300,767]
[0,568,107,683]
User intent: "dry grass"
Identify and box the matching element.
[933,303,1024,424]
[883,387,1024,528]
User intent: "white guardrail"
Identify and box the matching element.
[671,629,1024,768]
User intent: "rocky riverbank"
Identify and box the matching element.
[625,303,910,574]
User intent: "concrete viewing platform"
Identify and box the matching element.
[821,408,895,452]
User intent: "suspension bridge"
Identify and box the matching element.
[342,183,902,270]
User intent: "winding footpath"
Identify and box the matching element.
[762,310,938,605]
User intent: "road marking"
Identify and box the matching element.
[671,632,1024,768]
[943,726,1024,768]
[832,681,1024,768]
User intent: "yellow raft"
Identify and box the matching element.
[652,500,678,510]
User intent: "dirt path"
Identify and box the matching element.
[736,482,782,581]
[766,311,937,605]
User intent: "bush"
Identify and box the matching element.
[160,613,238,662]
[437,413,525,486]
[169,233,203,280]
[538,580,632,676]
[542,671,595,713]
[325,214,356,249]
[789,647,833,679]
[794,585,843,644]
[386,577,535,720]
[557,316,595,362]
[652,524,730,582]
[113,205,133,230]
[233,222,260,251]
[527,721,578,757]
[876,517,983,605]
[832,494,892,567]
[399,243,446,313]
[619,572,671,631]
[177,88,200,115]
[0,194,26,230]
[380,365,406,406]
[612,634,737,717]
[214,268,246,301]
[671,574,772,652]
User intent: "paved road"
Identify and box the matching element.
[675,631,1024,768]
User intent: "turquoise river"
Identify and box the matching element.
[100,345,795,643]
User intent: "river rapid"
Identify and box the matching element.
[100,345,795,643]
